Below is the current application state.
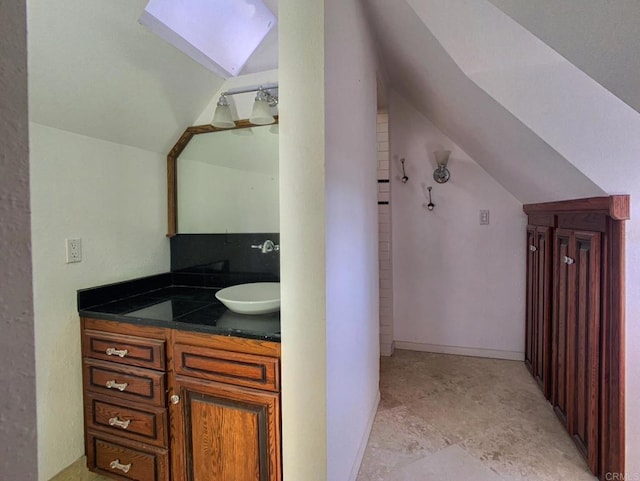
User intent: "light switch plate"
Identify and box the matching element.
[480,210,490,225]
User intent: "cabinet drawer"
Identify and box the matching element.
[84,359,166,407]
[83,329,165,370]
[174,344,280,391]
[85,393,167,448]
[87,431,168,481]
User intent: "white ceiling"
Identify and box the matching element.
[363,0,604,203]
[403,0,640,197]
[487,0,640,115]
[242,0,279,75]
[27,0,638,201]
[27,0,278,154]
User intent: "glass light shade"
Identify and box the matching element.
[250,98,275,125]
[434,150,451,167]
[212,103,235,128]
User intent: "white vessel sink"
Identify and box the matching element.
[215,282,280,315]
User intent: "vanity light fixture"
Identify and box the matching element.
[250,88,279,125]
[211,84,279,128]
[211,95,235,129]
[433,150,451,184]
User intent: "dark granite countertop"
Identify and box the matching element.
[78,273,280,342]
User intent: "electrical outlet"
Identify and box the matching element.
[480,210,490,225]
[66,238,82,263]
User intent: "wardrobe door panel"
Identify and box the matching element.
[552,229,572,426]
[534,227,552,396]
[568,231,601,473]
[525,226,537,374]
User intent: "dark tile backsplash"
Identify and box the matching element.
[78,272,172,309]
[170,234,280,285]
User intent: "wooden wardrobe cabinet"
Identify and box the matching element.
[523,196,628,481]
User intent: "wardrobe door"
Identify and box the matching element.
[566,231,601,474]
[534,227,552,397]
[524,226,537,375]
[552,229,572,426]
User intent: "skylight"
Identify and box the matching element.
[139,0,276,78]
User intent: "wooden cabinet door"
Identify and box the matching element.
[552,229,600,473]
[171,376,281,481]
[534,227,552,396]
[552,229,572,425]
[566,231,601,473]
[524,226,537,375]
[525,226,552,396]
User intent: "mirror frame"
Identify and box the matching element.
[167,117,279,237]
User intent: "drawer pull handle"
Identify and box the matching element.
[105,380,128,392]
[529,245,537,252]
[109,459,131,474]
[170,394,180,405]
[563,255,575,265]
[105,347,128,358]
[108,416,131,429]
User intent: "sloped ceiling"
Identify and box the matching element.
[362,0,604,204]
[243,0,279,75]
[487,0,640,115]
[27,0,278,154]
[405,0,640,197]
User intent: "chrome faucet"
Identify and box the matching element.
[251,239,279,254]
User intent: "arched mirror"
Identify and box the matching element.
[168,119,279,236]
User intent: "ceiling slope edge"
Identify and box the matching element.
[405,0,640,196]
[362,0,603,204]
[485,0,640,117]
[27,0,225,155]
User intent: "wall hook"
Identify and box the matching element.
[400,158,409,183]
[424,186,435,211]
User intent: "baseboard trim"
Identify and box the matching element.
[394,341,524,361]
[348,389,380,481]
[380,340,395,357]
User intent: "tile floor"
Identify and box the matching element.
[356,350,598,481]
[50,459,109,481]
[52,350,597,481]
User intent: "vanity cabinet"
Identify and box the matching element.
[523,196,628,481]
[80,318,281,481]
[81,319,169,481]
[169,331,281,481]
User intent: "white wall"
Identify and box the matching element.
[390,91,526,360]
[325,0,381,479]
[30,124,170,480]
[0,1,38,480]
[279,1,328,480]
[279,1,381,480]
